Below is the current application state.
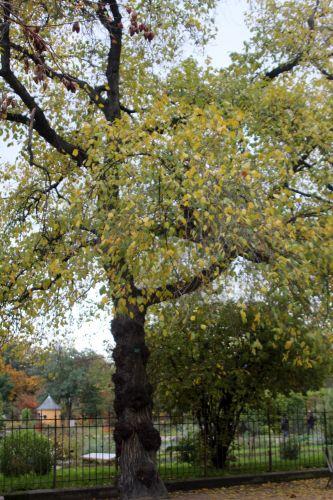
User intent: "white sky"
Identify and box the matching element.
[0,0,250,354]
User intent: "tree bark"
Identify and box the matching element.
[112,310,168,499]
[211,435,233,469]
[198,397,240,470]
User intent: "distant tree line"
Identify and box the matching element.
[0,345,113,418]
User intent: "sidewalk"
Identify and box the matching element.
[171,478,332,499]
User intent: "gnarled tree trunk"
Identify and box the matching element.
[112,309,168,499]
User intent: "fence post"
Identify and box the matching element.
[267,408,273,473]
[203,421,208,477]
[52,414,57,489]
[111,411,118,486]
[324,407,329,459]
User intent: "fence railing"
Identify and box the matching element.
[0,410,331,493]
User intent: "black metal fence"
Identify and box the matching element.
[0,410,331,493]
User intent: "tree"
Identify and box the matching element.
[16,393,38,413]
[37,347,112,417]
[0,356,41,413]
[148,296,333,468]
[0,339,42,414]
[0,395,5,429]
[0,373,13,402]
[21,407,32,421]
[84,353,114,416]
[0,0,332,497]
[80,381,106,418]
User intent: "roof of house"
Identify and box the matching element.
[37,395,61,411]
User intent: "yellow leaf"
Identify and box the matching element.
[285,340,293,350]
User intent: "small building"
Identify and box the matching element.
[37,395,61,422]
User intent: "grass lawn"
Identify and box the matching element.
[0,466,116,493]
[0,452,327,494]
[0,426,328,493]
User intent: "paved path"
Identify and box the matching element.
[171,478,333,499]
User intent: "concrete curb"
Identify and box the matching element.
[3,468,329,499]
[165,468,329,492]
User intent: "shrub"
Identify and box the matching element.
[0,430,53,476]
[279,437,300,460]
[21,408,32,422]
[170,432,205,464]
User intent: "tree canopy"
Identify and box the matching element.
[0,0,331,324]
[148,293,332,466]
[0,0,332,497]
[37,347,113,417]
[149,297,333,413]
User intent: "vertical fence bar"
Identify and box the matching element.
[324,408,329,461]
[75,415,78,486]
[267,409,272,473]
[68,414,71,486]
[52,414,57,489]
[61,416,64,487]
[94,416,97,486]
[203,416,207,477]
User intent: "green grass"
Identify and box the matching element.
[0,450,327,494]
[0,466,117,493]
[0,428,328,494]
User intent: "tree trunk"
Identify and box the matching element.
[198,397,240,470]
[210,411,240,469]
[211,436,233,469]
[112,310,168,499]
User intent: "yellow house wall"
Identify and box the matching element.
[38,409,61,422]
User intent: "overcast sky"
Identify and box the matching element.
[0,0,250,354]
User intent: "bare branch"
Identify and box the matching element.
[10,42,110,112]
[147,244,270,306]
[314,62,333,80]
[0,9,86,164]
[96,0,122,121]
[265,54,302,79]
[148,262,228,305]
[284,182,332,204]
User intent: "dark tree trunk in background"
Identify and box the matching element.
[211,428,234,469]
[198,396,240,470]
[112,310,168,499]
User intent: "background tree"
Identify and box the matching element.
[0,356,41,414]
[148,295,333,468]
[0,395,4,429]
[37,347,112,418]
[0,373,13,404]
[0,0,332,497]
[79,381,107,418]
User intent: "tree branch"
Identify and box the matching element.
[0,10,86,164]
[265,54,302,79]
[287,207,331,224]
[314,63,333,81]
[9,42,110,113]
[3,110,30,125]
[96,0,122,121]
[284,182,332,204]
[148,262,228,305]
